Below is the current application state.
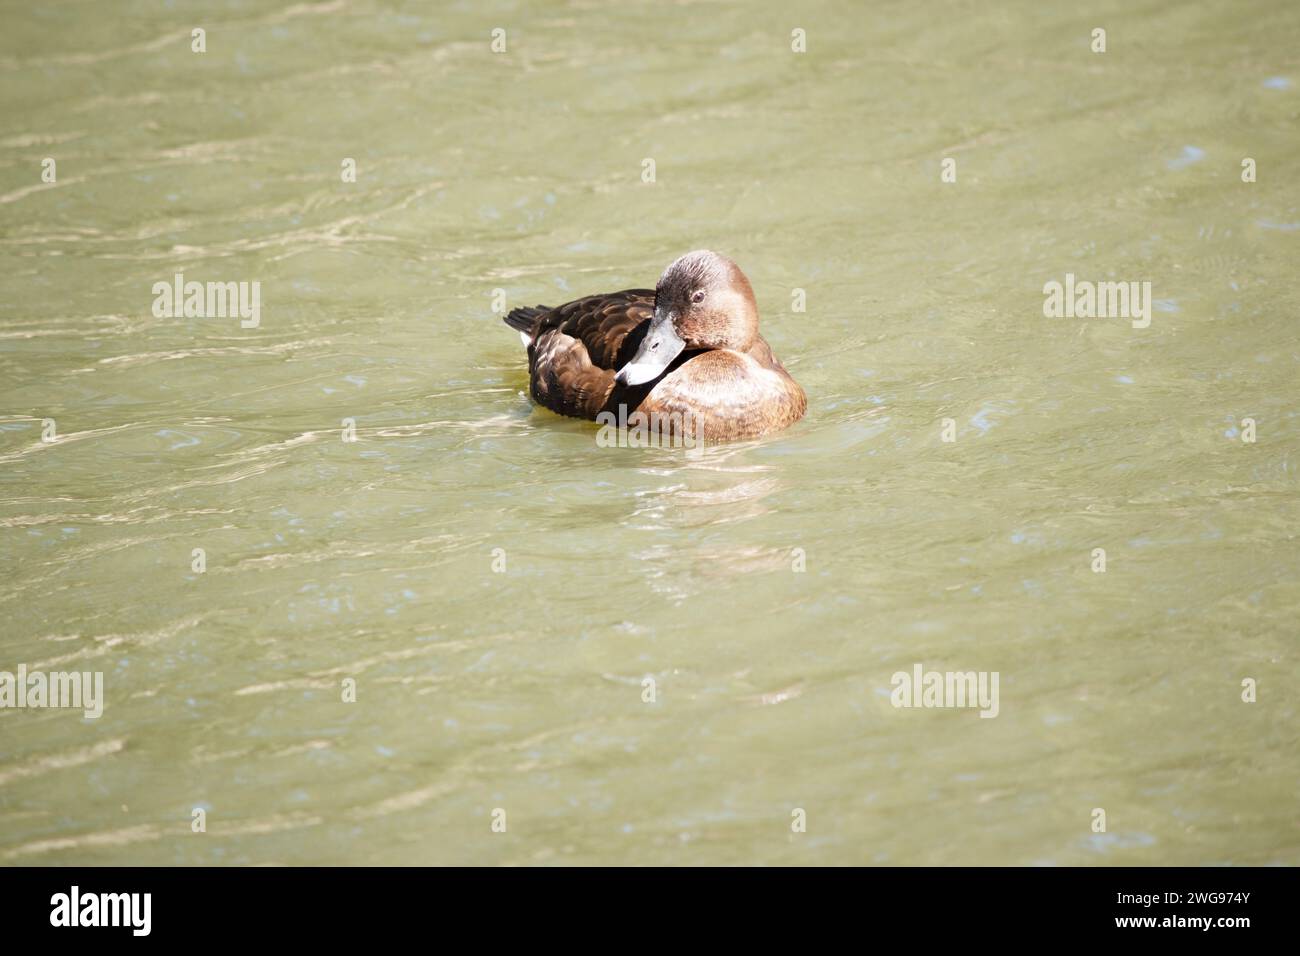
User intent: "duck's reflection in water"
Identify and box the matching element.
[621,443,797,603]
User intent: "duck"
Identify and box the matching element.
[503,251,806,442]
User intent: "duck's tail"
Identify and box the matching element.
[503,305,549,346]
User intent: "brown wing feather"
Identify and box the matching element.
[527,290,655,419]
[535,290,654,368]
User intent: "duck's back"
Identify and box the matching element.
[506,290,655,419]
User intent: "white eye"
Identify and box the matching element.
[690,290,705,303]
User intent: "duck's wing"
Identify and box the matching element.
[528,290,656,419]
[535,290,655,369]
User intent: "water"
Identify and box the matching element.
[1,0,1297,865]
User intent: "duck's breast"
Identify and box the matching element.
[639,345,806,441]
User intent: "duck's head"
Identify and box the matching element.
[615,250,759,386]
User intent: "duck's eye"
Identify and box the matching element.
[690,290,705,304]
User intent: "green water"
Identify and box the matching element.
[1,0,1297,865]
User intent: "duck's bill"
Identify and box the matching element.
[615,313,686,386]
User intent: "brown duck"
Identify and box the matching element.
[503,251,806,441]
